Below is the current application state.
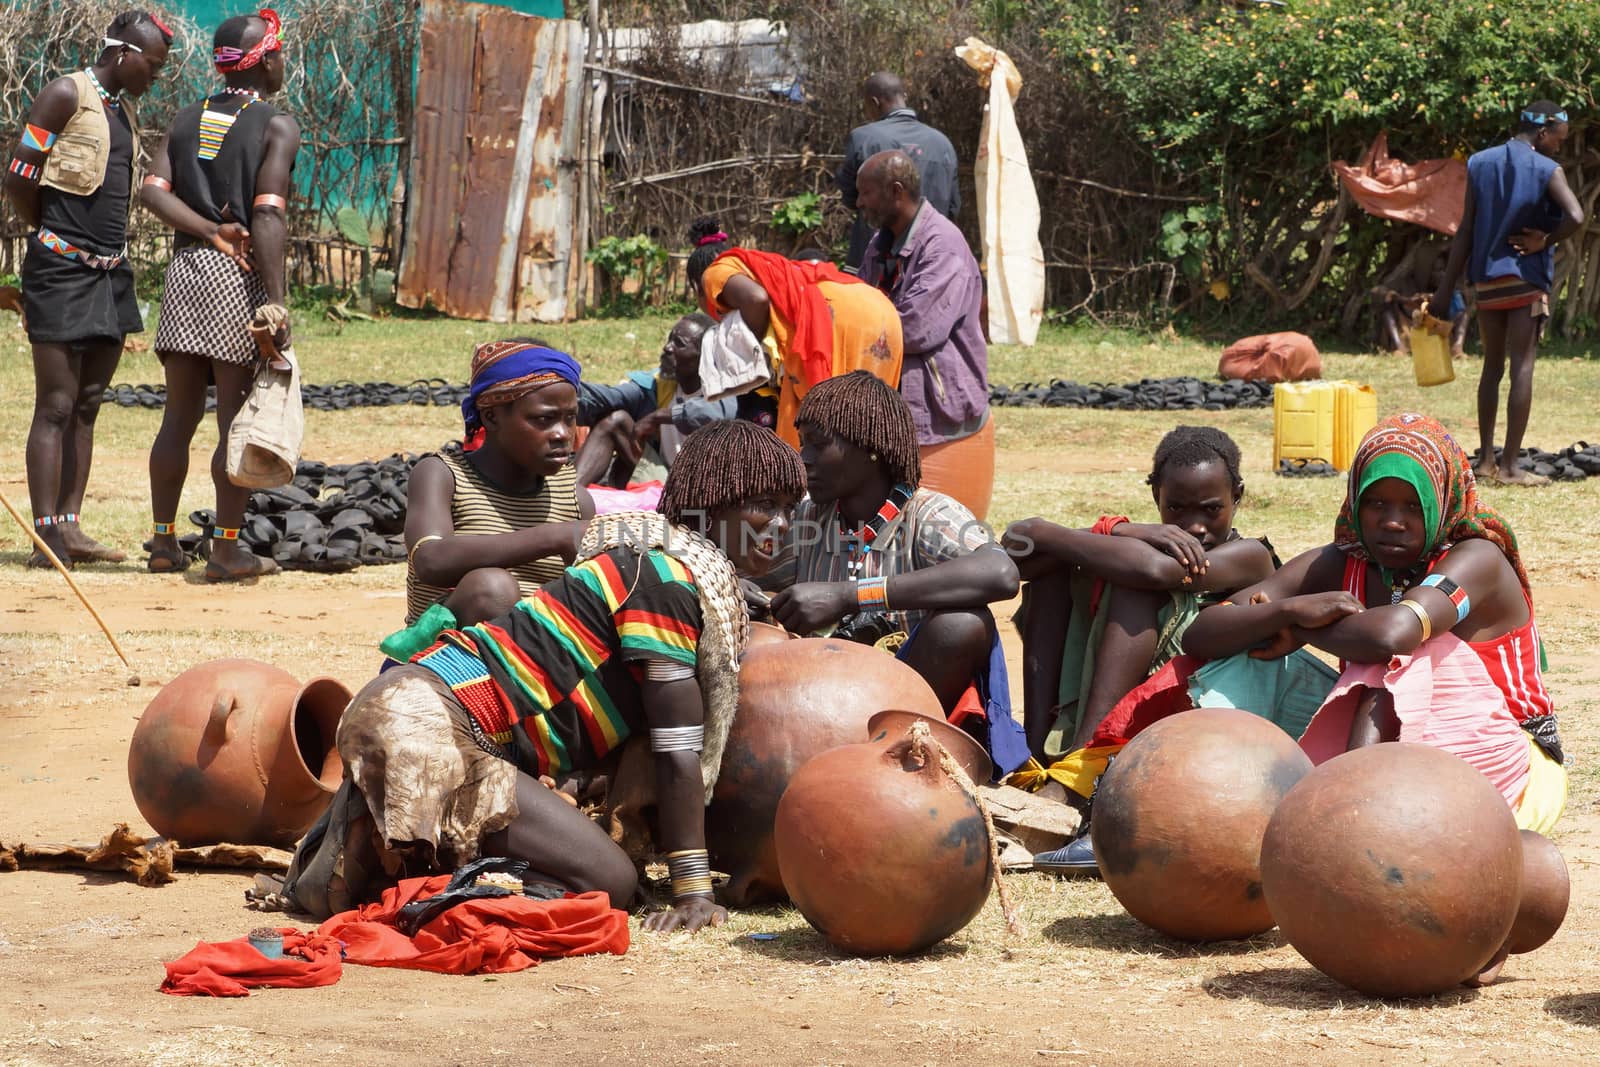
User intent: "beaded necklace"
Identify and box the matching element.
[837,483,914,578]
[84,68,120,108]
[220,86,261,100]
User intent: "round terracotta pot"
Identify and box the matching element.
[1092,707,1312,942]
[127,658,350,847]
[746,622,794,647]
[705,638,944,905]
[1508,829,1569,955]
[1261,743,1523,997]
[775,716,992,955]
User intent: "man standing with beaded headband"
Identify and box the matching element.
[140,8,300,580]
[5,11,173,569]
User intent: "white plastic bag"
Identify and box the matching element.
[956,37,1046,346]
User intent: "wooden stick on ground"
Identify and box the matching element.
[0,487,140,685]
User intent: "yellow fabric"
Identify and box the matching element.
[1006,744,1125,800]
[700,258,903,448]
[1514,736,1566,834]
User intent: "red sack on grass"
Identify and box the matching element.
[1218,332,1321,383]
[160,928,344,997]
[320,875,630,974]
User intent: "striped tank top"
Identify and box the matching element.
[404,446,582,623]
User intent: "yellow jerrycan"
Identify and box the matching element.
[1410,311,1455,387]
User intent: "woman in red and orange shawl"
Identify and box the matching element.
[686,216,902,447]
[1184,412,1565,833]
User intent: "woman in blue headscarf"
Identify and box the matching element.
[383,339,594,662]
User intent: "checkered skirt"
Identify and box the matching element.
[154,245,268,365]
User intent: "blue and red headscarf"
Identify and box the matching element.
[461,340,581,446]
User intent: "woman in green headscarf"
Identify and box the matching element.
[1184,412,1565,833]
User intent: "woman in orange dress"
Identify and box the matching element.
[686,216,902,447]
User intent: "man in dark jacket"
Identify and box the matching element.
[836,72,959,272]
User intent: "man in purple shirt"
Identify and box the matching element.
[856,149,994,519]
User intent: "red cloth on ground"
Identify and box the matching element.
[320,876,629,974]
[712,248,862,388]
[160,928,344,997]
[1089,654,1201,747]
[1217,332,1322,383]
[160,877,629,996]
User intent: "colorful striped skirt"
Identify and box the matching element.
[1474,275,1548,315]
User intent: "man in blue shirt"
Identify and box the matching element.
[1431,101,1584,487]
[836,72,960,272]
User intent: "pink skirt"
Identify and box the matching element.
[1299,632,1530,806]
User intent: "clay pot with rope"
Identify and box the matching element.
[774,714,998,956]
[704,638,945,906]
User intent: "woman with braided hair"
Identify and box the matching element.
[765,371,1026,773]
[1185,412,1566,833]
[687,215,903,447]
[284,420,804,935]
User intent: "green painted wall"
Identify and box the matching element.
[169,0,565,33]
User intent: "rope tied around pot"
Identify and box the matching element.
[902,719,1024,939]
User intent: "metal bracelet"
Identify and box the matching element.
[651,724,704,753]
[666,849,714,901]
[644,658,696,682]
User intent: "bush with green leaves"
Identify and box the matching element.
[585,234,672,316]
[1038,0,1600,332]
[771,192,825,237]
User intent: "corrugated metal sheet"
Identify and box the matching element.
[397,0,583,322]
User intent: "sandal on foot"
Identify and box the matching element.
[26,549,71,571]
[147,547,192,573]
[204,552,282,582]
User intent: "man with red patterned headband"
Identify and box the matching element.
[140,9,301,581]
[4,11,172,569]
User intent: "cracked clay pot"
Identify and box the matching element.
[1261,742,1522,997]
[1092,707,1313,942]
[128,658,349,847]
[774,714,994,956]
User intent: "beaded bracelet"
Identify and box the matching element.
[856,575,889,612]
[1419,573,1471,624]
[666,849,714,901]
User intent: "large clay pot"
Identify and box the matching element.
[747,622,794,647]
[1261,743,1523,997]
[1509,829,1569,954]
[127,658,350,847]
[776,716,993,955]
[705,638,944,905]
[1092,707,1312,942]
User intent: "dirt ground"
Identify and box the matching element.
[3,563,1600,1067]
